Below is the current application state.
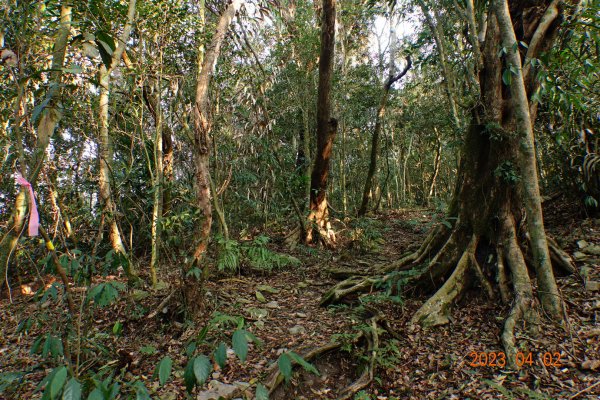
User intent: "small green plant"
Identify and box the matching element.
[215,235,301,274]
[277,351,319,382]
[494,161,521,184]
[349,218,385,252]
[215,235,242,273]
[244,235,301,271]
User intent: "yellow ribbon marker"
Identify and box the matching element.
[46,241,55,251]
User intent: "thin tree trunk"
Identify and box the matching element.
[417,0,460,128]
[186,0,242,317]
[402,133,414,203]
[359,57,411,216]
[427,132,442,203]
[162,115,174,217]
[306,0,337,246]
[95,0,138,284]
[147,80,164,288]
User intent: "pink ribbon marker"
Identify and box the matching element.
[15,174,39,237]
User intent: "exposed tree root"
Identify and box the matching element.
[410,235,478,327]
[547,236,576,275]
[265,340,344,394]
[265,312,385,398]
[501,214,539,367]
[320,276,379,306]
[496,245,512,303]
[321,205,574,370]
[469,251,495,300]
[381,225,449,273]
[337,316,380,400]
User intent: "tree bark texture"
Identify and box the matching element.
[306,0,337,246]
[186,0,242,317]
[96,0,138,283]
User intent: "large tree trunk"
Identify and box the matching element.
[305,0,337,246]
[185,0,242,317]
[322,0,576,367]
[1,3,72,293]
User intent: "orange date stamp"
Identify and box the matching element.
[468,351,562,368]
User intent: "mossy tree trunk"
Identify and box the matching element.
[323,0,577,367]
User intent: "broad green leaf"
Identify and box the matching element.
[185,341,197,358]
[183,358,196,393]
[193,355,212,385]
[140,346,156,355]
[49,366,67,399]
[255,291,266,303]
[87,388,103,400]
[502,69,512,86]
[277,353,292,382]
[87,282,121,307]
[232,330,248,362]
[257,285,279,294]
[157,356,172,386]
[95,31,116,51]
[32,96,53,125]
[288,352,319,375]
[214,342,227,369]
[255,383,269,400]
[62,65,83,74]
[62,378,81,400]
[133,381,151,400]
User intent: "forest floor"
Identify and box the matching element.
[1,201,599,399]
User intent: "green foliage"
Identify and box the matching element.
[216,235,242,272]
[232,329,249,362]
[214,342,227,368]
[184,355,212,392]
[156,356,172,386]
[277,351,319,382]
[0,372,24,395]
[244,235,301,271]
[62,378,82,400]
[216,235,301,274]
[87,281,125,307]
[277,353,293,382]
[44,366,67,400]
[349,218,386,252]
[31,334,64,359]
[354,391,373,400]
[255,383,269,400]
[494,161,521,185]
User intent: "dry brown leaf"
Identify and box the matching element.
[580,360,600,370]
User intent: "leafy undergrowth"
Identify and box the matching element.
[1,207,599,399]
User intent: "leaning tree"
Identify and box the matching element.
[323,0,579,366]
